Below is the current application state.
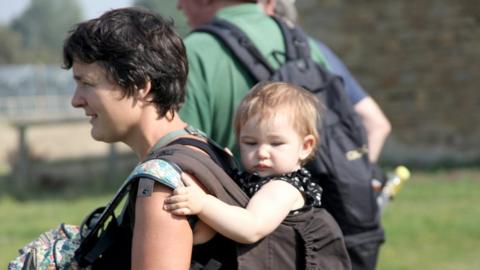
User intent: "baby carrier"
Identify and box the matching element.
[75,128,350,269]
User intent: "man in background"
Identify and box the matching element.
[178,0,391,269]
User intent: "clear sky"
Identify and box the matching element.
[0,0,133,24]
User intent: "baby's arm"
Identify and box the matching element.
[163,173,209,215]
[164,175,302,244]
[162,173,216,245]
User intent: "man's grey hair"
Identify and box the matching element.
[274,0,298,23]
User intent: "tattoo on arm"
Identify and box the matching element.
[137,178,155,197]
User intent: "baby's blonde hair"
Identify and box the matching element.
[234,81,324,161]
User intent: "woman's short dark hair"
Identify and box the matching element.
[63,7,188,118]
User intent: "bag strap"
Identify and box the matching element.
[196,17,312,82]
[196,18,274,81]
[77,135,246,266]
[271,16,311,62]
[167,137,238,177]
[76,158,182,266]
[81,125,234,243]
[151,144,249,206]
[151,124,239,176]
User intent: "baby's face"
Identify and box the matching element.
[238,111,312,177]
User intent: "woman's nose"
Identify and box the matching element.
[71,88,86,108]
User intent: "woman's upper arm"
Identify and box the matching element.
[132,181,192,270]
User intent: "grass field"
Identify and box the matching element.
[1,168,479,269]
[377,169,480,269]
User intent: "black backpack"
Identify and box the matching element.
[197,16,385,267]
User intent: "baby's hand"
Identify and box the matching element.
[164,173,207,215]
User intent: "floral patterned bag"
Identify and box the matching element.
[8,223,87,270]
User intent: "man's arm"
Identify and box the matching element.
[354,97,391,162]
[132,183,192,270]
[316,41,391,162]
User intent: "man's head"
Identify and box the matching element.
[177,0,257,29]
[63,7,188,118]
[258,0,298,23]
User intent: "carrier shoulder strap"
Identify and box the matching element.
[77,141,248,267]
[167,137,239,177]
[152,143,249,207]
[76,157,184,266]
[196,17,312,82]
[84,135,244,234]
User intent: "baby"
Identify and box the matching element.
[164,81,324,244]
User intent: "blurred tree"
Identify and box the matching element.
[9,0,83,64]
[134,0,190,37]
[0,26,22,64]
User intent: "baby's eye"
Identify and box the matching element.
[242,141,257,146]
[271,142,285,146]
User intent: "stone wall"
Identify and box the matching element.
[298,0,480,166]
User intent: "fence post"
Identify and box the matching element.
[16,124,29,192]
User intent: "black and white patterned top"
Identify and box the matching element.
[234,167,322,211]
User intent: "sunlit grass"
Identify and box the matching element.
[0,194,112,266]
[378,169,480,270]
[1,169,479,269]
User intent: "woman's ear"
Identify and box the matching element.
[299,134,316,161]
[137,81,152,101]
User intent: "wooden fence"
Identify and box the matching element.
[0,94,126,191]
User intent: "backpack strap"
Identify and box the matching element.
[271,16,311,62]
[196,18,274,81]
[196,16,313,82]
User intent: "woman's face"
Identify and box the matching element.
[71,61,144,143]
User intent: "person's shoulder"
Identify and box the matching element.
[131,159,183,190]
[304,36,329,68]
[184,30,241,69]
[184,30,230,60]
[184,31,223,48]
[307,37,322,54]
